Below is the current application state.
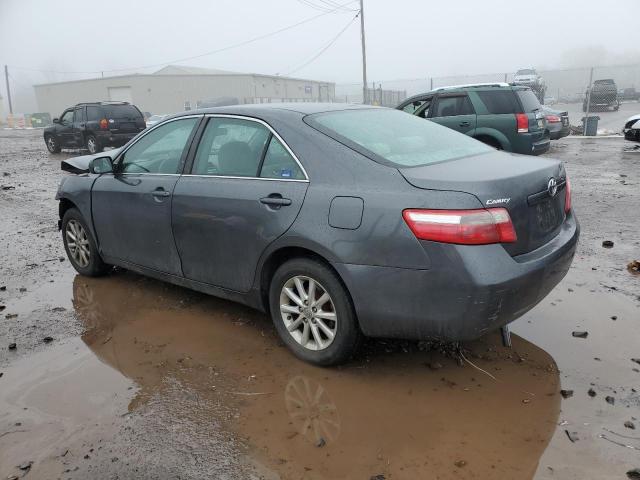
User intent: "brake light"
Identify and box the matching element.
[564,178,572,213]
[99,118,108,130]
[546,115,561,123]
[516,113,529,133]
[402,208,517,245]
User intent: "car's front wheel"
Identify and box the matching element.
[86,135,103,154]
[269,258,361,366]
[45,135,61,153]
[62,208,110,277]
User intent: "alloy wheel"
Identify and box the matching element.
[65,219,91,268]
[47,137,56,152]
[279,276,337,351]
[87,137,97,154]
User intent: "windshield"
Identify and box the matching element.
[306,108,492,168]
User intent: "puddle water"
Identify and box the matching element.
[1,271,562,479]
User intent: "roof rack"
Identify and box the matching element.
[75,101,130,106]
[433,82,510,91]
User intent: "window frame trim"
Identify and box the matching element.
[184,114,309,183]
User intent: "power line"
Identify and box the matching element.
[9,1,359,76]
[283,12,359,76]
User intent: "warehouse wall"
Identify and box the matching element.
[34,74,335,117]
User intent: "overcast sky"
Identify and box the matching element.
[1,0,639,112]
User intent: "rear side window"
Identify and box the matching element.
[103,105,143,119]
[477,90,520,114]
[86,106,103,121]
[432,95,474,117]
[515,90,541,112]
[73,107,85,123]
[307,108,492,168]
[259,137,305,180]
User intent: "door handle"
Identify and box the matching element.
[260,195,292,207]
[459,121,470,127]
[151,188,171,198]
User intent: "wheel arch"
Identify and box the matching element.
[473,129,510,151]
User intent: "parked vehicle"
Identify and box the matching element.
[513,68,546,102]
[146,114,169,128]
[621,87,640,102]
[541,106,570,140]
[583,79,620,112]
[397,84,550,155]
[56,104,578,365]
[44,102,146,154]
[623,114,640,141]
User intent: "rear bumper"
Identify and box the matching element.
[95,131,138,147]
[548,124,570,140]
[512,132,550,155]
[333,211,579,341]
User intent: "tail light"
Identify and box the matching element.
[564,178,572,213]
[546,115,561,123]
[515,113,529,133]
[402,208,517,245]
[99,118,108,130]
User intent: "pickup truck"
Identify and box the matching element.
[583,79,620,112]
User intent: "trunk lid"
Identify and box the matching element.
[399,151,567,256]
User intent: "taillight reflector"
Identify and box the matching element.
[402,208,517,245]
[565,178,572,213]
[99,118,108,129]
[516,113,529,133]
[546,115,561,123]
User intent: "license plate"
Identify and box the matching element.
[536,200,559,232]
[562,118,568,126]
[538,119,545,129]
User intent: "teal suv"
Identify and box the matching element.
[397,84,550,155]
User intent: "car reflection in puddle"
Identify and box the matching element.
[73,271,561,480]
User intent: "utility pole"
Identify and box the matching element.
[583,67,594,135]
[4,65,13,114]
[359,0,367,105]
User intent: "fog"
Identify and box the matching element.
[1,0,638,112]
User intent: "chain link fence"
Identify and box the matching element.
[337,63,640,135]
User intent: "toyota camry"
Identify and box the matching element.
[56,103,579,365]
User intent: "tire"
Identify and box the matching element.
[86,135,103,154]
[45,135,61,153]
[269,258,361,366]
[61,208,110,277]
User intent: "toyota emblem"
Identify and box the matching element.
[547,177,558,197]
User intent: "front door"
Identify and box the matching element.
[91,116,201,275]
[430,93,477,136]
[71,106,86,147]
[172,116,309,292]
[57,109,75,147]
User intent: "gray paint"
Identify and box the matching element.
[57,103,579,341]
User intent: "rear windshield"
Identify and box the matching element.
[103,105,143,119]
[516,90,541,112]
[306,109,492,168]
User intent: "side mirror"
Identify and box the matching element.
[90,156,113,174]
[53,118,59,124]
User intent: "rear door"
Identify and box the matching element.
[91,116,201,274]
[430,93,477,136]
[172,115,309,292]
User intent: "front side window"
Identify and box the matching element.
[432,95,474,117]
[307,108,492,168]
[259,137,305,180]
[60,110,74,125]
[192,118,270,177]
[119,117,198,174]
[401,98,428,115]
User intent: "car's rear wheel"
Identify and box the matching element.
[45,135,61,153]
[62,208,110,277]
[269,258,361,366]
[86,135,102,154]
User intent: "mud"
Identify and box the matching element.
[1,130,639,479]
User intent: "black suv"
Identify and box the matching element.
[583,79,620,112]
[44,102,146,154]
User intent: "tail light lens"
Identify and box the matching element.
[403,208,517,245]
[564,178,572,213]
[99,118,108,130]
[546,115,561,123]
[515,113,529,133]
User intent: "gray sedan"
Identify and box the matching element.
[56,104,579,365]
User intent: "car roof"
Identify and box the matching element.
[400,83,529,105]
[169,102,379,118]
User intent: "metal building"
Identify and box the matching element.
[33,65,336,117]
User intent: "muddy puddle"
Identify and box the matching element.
[1,271,564,479]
